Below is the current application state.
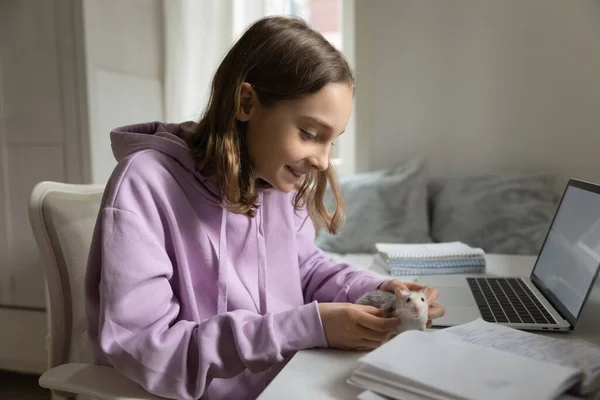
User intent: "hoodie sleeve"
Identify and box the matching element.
[92,207,328,400]
[294,208,386,304]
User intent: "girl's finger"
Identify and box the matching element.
[404,282,426,291]
[354,324,394,342]
[428,302,446,319]
[425,286,440,303]
[357,311,401,332]
[354,338,384,350]
[389,279,409,291]
[355,304,384,316]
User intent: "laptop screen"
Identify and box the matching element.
[532,180,600,323]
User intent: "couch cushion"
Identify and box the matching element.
[315,158,431,254]
[429,173,559,255]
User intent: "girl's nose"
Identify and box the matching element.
[309,150,329,172]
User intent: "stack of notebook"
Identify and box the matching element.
[374,241,486,276]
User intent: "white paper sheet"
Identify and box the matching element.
[355,329,581,400]
[357,390,391,400]
[435,319,600,394]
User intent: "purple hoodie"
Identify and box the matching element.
[85,122,385,399]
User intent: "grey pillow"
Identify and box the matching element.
[429,173,559,255]
[315,159,431,254]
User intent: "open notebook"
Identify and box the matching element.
[348,319,600,400]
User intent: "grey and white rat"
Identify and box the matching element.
[356,288,429,334]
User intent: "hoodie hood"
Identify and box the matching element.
[110,121,222,205]
[110,121,237,314]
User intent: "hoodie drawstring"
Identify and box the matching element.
[216,201,268,315]
[217,208,228,314]
[256,203,267,315]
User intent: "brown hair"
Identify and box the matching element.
[185,16,353,234]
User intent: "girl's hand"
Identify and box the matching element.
[317,302,400,350]
[378,279,446,327]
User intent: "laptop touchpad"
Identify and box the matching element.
[436,287,474,307]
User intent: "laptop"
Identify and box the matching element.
[418,178,600,332]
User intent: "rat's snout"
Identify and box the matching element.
[413,305,421,315]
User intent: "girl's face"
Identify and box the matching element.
[239,82,353,193]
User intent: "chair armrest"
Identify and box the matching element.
[39,363,165,400]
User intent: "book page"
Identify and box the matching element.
[435,319,600,394]
[356,329,581,400]
[350,375,454,400]
[357,390,389,400]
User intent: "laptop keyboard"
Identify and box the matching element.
[467,277,557,324]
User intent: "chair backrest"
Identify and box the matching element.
[29,181,105,369]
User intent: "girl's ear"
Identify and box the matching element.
[237,82,256,122]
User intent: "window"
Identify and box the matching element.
[232,0,355,175]
[264,0,354,174]
[264,0,342,49]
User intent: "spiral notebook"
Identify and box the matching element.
[376,242,485,260]
[375,242,486,276]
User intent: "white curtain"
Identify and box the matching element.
[163,0,269,123]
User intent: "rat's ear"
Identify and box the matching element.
[394,287,410,298]
[236,82,257,122]
[423,287,430,299]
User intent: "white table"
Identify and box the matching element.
[258,254,600,400]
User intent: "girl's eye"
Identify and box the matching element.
[300,130,317,141]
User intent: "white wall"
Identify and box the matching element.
[355,0,600,185]
[82,0,164,184]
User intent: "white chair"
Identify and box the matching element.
[28,181,162,400]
